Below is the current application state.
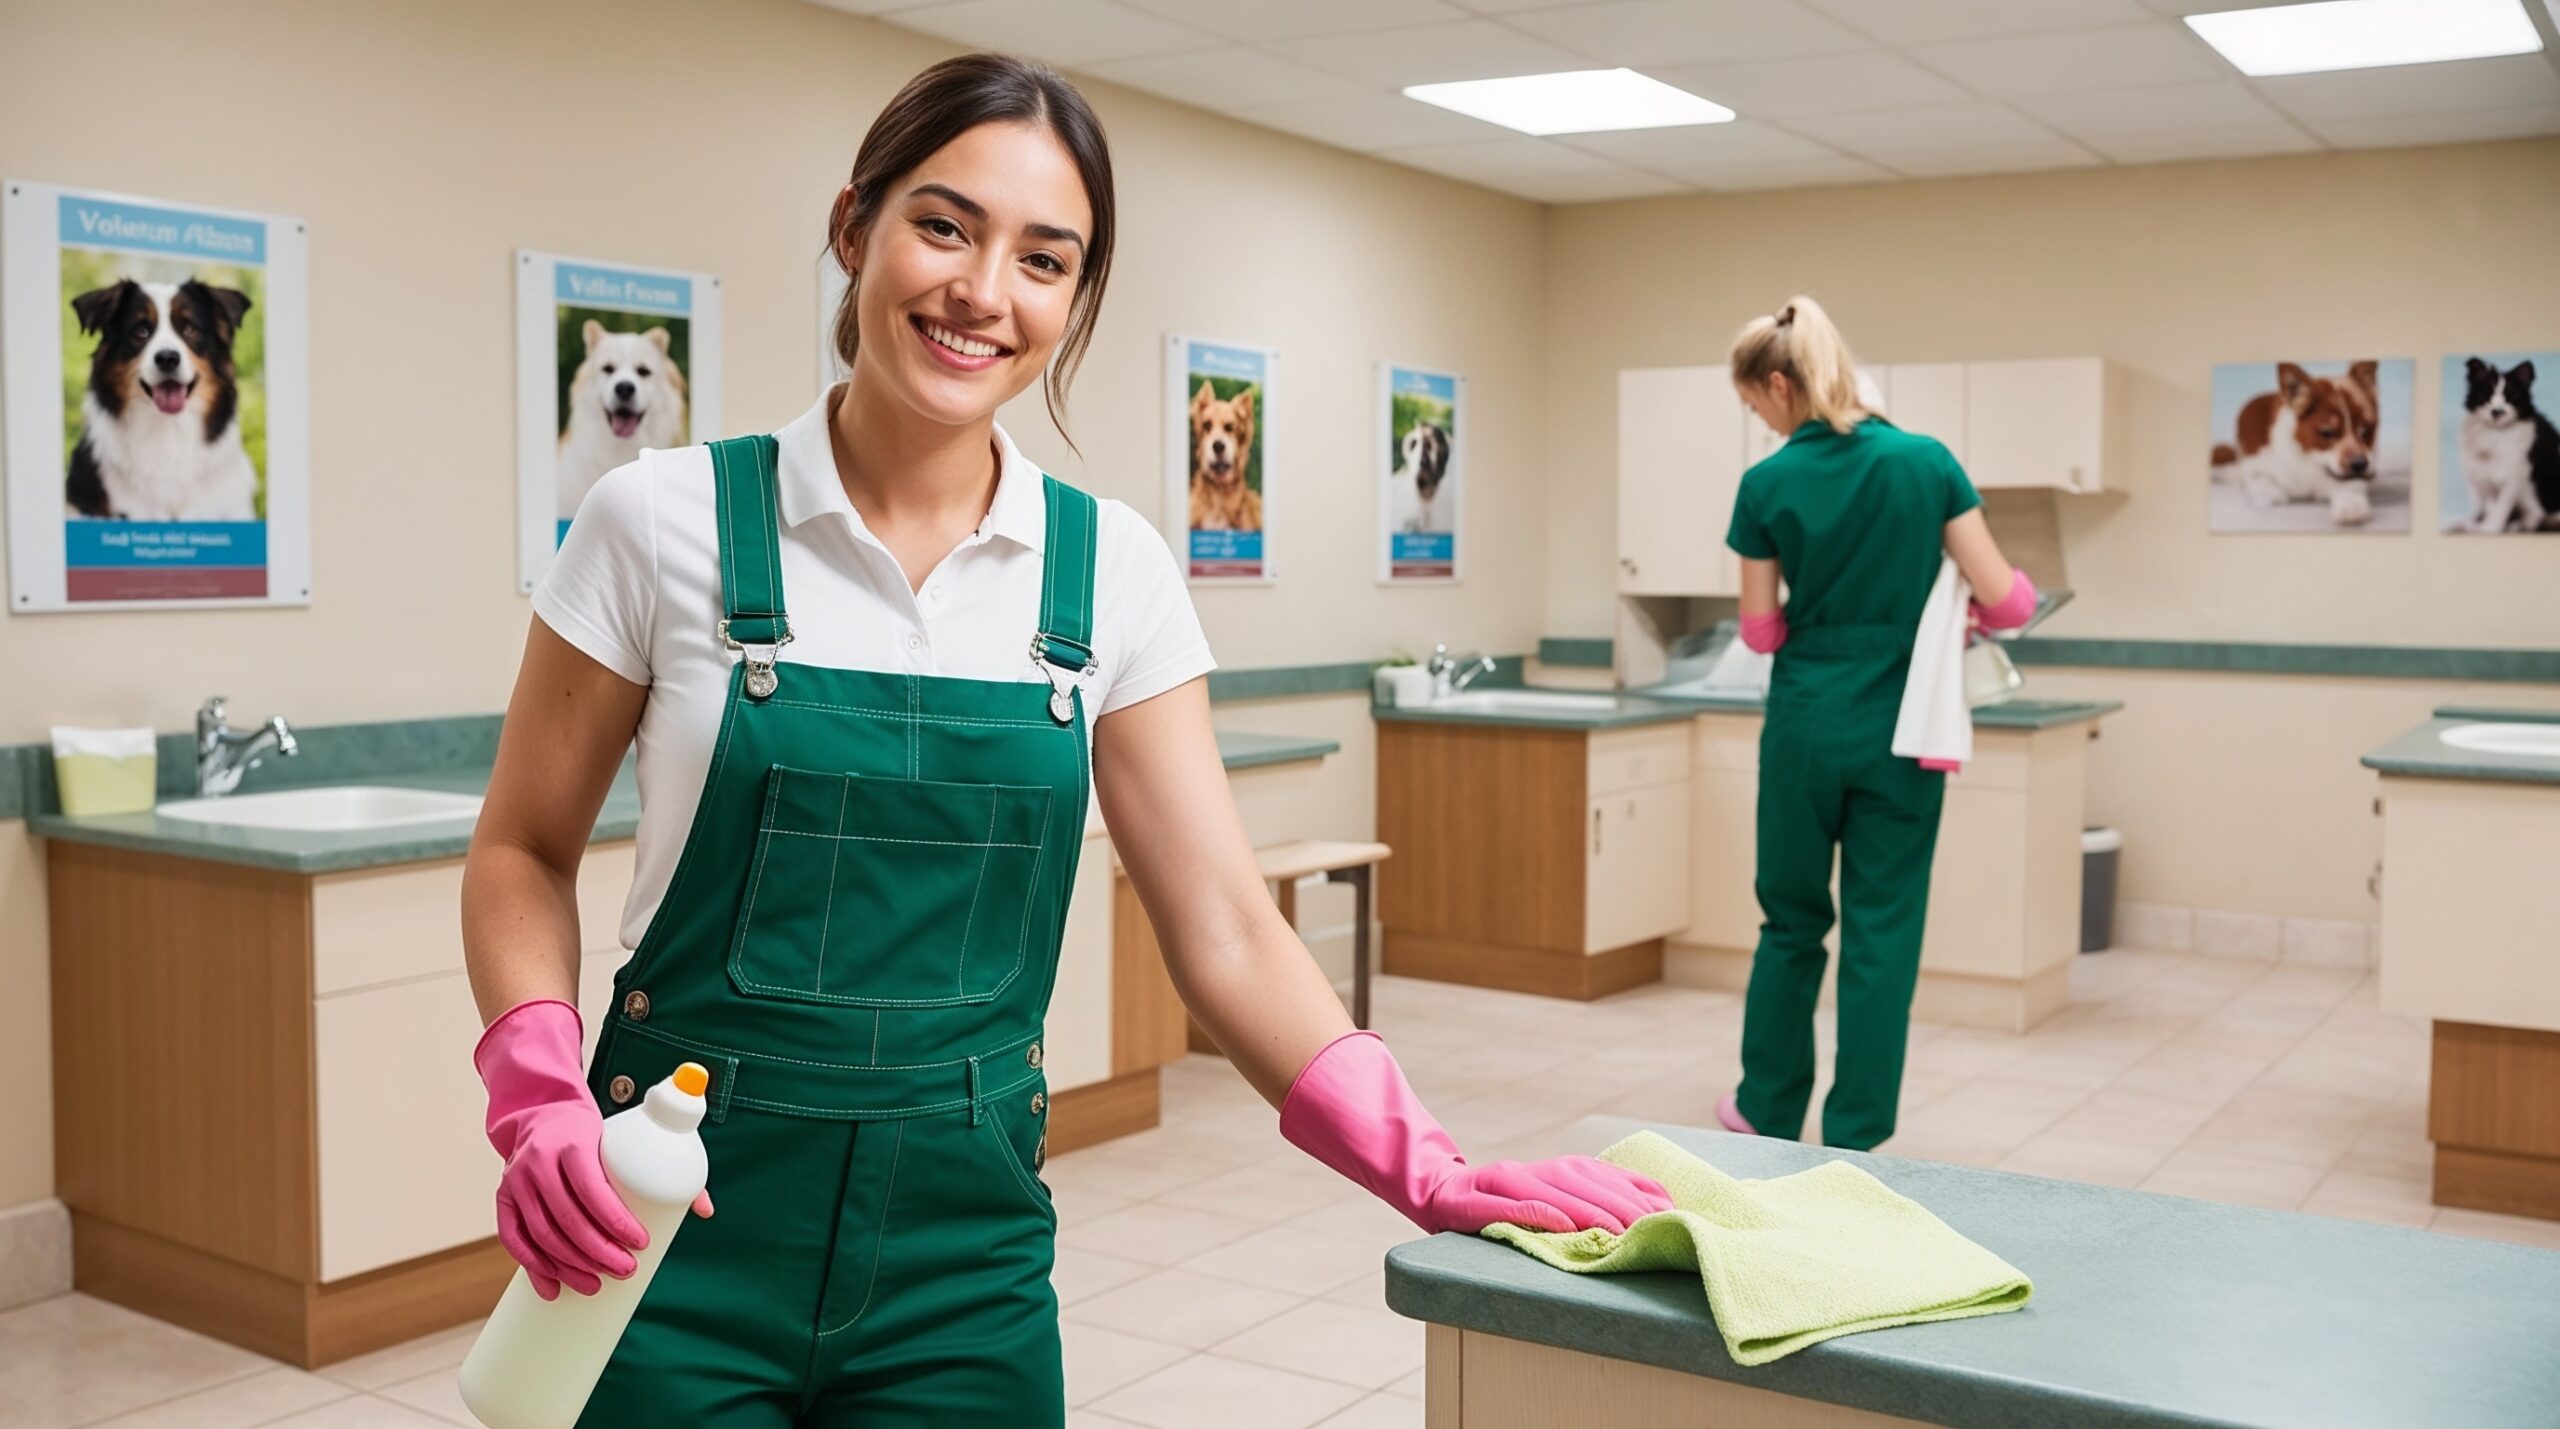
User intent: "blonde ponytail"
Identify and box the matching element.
[1729,295,1867,435]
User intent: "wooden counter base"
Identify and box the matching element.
[1424,1325,1925,1429]
[1386,932,1663,1002]
[1665,944,2071,1035]
[2431,1020,2560,1221]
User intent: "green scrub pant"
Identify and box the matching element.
[1737,654,1947,1152]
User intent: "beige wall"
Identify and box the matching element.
[1539,140,2560,645]
[0,0,1551,1211]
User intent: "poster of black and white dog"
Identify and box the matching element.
[514,251,721,594]
[2441,351,2560,535]
[3,183,310,610]
[1379,364,1462,583]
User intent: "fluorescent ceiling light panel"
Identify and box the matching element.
[1403,69,1734,136]
[2185,0,2543,77]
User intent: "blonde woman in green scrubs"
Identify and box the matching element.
[1715,297,2038,1151]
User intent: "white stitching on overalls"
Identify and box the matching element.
[813,777,850,994]
[955,790,999,992]
[816,1119,901,1338]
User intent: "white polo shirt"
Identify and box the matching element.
[533,387,1217,949]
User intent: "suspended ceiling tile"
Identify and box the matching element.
[1504,0,1872,68]
[1908,22,2231,98]
[1650,52,1971,119]
[1805,0,2157,46]
[1270,19,1592,88]
[1079,47,1373,110]
[881,0,1215,66]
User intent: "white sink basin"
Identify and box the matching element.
[2438,722,2560,759]
[157,785,485,832]
[1426,690,1623,715]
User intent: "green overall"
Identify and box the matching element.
[576,434,1096,1426]
[1725,417,1980,1152]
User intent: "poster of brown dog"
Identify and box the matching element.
[1166,335,1273,580]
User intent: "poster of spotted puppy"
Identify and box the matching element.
[1379,364,1462,583]
[4,181,311,610]
[515,250,721,594]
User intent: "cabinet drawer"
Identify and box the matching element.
[314,842,635,996]
[316,953,627,1282]
[1585,780,1692,953]
[1589,723,1691,796]
[1690,714,1762,773]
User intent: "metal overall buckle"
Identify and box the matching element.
[1028,633,1098,725]
[720,617,796,700]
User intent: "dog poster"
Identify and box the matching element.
[1379,364,1462,583]
[4,181,310,610]
[2441,351,2560,535]
[515,250,720,594]
[1164,335,1274,583]
[2206,358,2413,534]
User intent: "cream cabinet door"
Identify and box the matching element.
[1618,366,1742,596]
[1966,358,2107,491]
[1585,781,1692,954]
[1042,826,1115,1095]
[1886,362,1968,464]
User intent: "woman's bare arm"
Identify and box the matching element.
[1943,508,2016,607]
[1092,679,1352,1106]
[1738,557,1782,618]
[462,619,649,1026]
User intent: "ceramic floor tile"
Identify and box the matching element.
[1050,1183,1142,1228]
[1997,1131,2176,1188]
[257,1397,458,1428]
[1068,1412,1150,1429]
[1318,1265,1389,1310]
[83,1367,355,1429]
[314,1321,482,1392]
[1056,1202,1267,1267]
[1052,1246,1155,1308]
[1062,1320,1190,1406]
[373,1366,474,1426]
[1185,1225,1398,1299]
[1211,1298,1426,1391]
[1154,1158,1364,1224]
[1042,1145,1238,1202]
[2139,1148,2326,1211]
[1315,1391,1428,1428]
[2185,1087,2373,1171]
[2428,1207,2560,1252]
[0,1294,278,1429]
[1089,1353,1365,1429]
[1382,1366,1426,1398]
[1063,1269,1303,1350]
[2298,1169,2436,1229]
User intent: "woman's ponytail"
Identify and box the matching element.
[1729,295,1868,435]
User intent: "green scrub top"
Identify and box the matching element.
[1725,415,1981,637]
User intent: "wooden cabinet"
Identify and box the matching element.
[1379,719,1690,1000]
[1616,365,1750,597]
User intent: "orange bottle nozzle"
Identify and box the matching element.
[672,1062,710,1097]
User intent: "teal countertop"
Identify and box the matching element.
[1639,689,2124,730]
[28,730,1338,873]
[2361,706,2560,786]
[1385,1117,2560,1429]
[1370,694,1702,732]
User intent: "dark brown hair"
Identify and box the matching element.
[828,54,1116,442]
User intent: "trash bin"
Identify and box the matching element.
[2080,827,2122,953]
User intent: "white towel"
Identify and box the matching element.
[1893,556,1972,770]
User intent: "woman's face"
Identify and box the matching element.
[839,121,1092,429]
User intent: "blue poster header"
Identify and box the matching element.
[1392,367,1456,404]
[555,261,692,316]
[68,521,267,569]
[60,194,266,266]
[1188,341,1266,383]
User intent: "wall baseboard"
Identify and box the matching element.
[0,1198,73,1312]
[2113,901,2375,968]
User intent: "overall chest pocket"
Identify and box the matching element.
[729,766,1053,1008]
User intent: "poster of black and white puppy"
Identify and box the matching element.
[2443,352,2560,534]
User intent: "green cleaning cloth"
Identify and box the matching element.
[1480,1131,2033,1365]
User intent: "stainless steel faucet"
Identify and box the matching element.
[1427,643,1498,697]
[196,697,298,797]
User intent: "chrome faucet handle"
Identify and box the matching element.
[1427,643,1452,674]
[197,697,230,750]
[264,715,299,757]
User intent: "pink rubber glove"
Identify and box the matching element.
[1739,610,1788,654]
[1969,568,2037,631]
[1280,1031,1673,1236]
[476,998,650,1300]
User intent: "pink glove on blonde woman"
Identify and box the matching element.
[1970,569,2037,631]
[1739,610,1789,654]
[476,999,659,1300]
[1280,1031,1673,1236]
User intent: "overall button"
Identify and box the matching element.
[1030,1091,1046,1116]
[608,1075,637,1105]
[1026,1041,1043,1069]
[623,990,651,1022]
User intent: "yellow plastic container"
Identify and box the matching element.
[51,727,158,817]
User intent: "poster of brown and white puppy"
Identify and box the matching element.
[1163,334,1275,582]
[515,251,720,594]
[2207,359,2412,533]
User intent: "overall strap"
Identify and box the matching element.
[708,435,790,645]
[1034,475,1098,672]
